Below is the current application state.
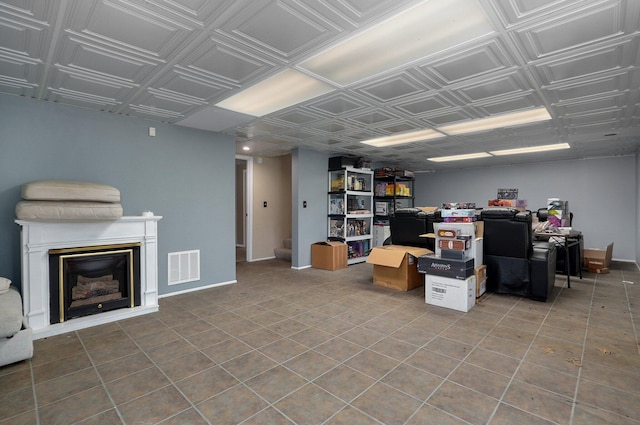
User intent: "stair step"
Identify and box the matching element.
[274,247,292,261]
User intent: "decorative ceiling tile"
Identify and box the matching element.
[65,1,196,60]
[1,0,639,170]
[218,0,339,60]
[177,36,274,86]
[534,41,634,85]
[426,40,515,85]
[454,73,530,103]
[356,74,425,102]
[512,1,630,60]
[307,94,366,115]
[393,95,453,116]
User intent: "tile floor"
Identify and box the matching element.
[1,259,639,425]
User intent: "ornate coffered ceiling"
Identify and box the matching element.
[1,0,639,171]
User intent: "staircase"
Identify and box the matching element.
[274,238,292,261]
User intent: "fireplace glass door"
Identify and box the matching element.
[49,243,141,324]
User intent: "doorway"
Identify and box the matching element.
[235,155,253,262]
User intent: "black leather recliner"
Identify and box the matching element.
[481,208,557,301]
[388,208,439,250]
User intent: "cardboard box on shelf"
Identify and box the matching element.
[583,242,613,274]
[474,265,487,299]
[366,245,432,291]
[425,274,476,312]
[311,241,347,271]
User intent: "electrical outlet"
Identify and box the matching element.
[303,201,307,208]
[263,201,267,208]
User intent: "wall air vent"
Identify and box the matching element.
[168,250,200,285]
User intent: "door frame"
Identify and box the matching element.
[235,155,253,262]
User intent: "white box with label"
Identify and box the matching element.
[425,274,476,312]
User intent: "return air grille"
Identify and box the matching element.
[168,250,200,285]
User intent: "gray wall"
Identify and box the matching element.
[637,153,640,266]
[415,156,636,262]
[0,94,236,295]
[292,148,330,268]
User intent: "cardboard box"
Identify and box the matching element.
[373,224,391,247]
[367,245,432,291]
[311,241,347,271]
[474,265,487,298]
[583,242,613,274]
[329,156,357,170]
[441,249,471,260]
[418,254,474,280]
[425,274,476,312]
[438,239,471,251]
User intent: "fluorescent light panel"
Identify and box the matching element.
[216,69,334,116]
[361,129,444,147]
[299,0,494,85]
[490,143,570,156]
[438,107,552,135]
[428,152,492,162]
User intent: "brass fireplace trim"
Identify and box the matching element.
[55,243,141,323]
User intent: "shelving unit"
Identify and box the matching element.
[328,167,373,264]
[372,172,415,246]
[373,174,415,217]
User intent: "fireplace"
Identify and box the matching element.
[16,216,161,339]
[49,243,141,324]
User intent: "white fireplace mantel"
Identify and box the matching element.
[16,216,161,339]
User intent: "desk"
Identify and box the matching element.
[534,230,582,288]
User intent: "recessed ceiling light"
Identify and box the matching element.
[427,152,492,162]
[299,0,494,85]
[437,108,552,136]
[242,146,250,151]
[216,69,334,116]
[490,143,570,156]
[361,129,445,147]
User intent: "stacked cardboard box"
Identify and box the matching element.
[417,221,485,312]
[583,242,613,274]
[367,245,431,291]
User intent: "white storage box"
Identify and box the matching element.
[425,274,475,312]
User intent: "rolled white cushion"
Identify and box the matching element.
[16,201,123,221]
[22,180,120,203]
[0,277,10,295]
[0,287,23,337]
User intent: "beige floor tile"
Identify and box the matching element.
[6,260,640,425]
[447,362,511,399]
[245,365,307,403]
[313,364,376,403]
[105,366,170,405]
[428,381,500,425]
[118,385,191,425]
[405,347,461,378]
[196,384,267,424]
[502,380,573,424]
[577,378,640,420]
[351,382,423,425]
[174,365,239,404]
[38,386,113,425]
[381,363,443,401]
[221,350,278,381]
[275,383,345,425]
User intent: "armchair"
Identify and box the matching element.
[480,208,557,301]
[388,208,435,250]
